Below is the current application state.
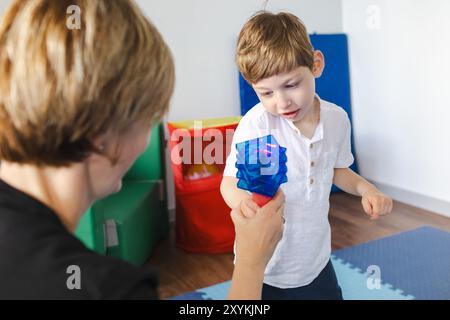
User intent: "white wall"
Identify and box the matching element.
[342,0,450,216]
[0,0,343,121]
[136,0,343,121]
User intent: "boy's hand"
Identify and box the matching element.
[361,190,393,220]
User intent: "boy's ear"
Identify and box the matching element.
[312,50,325,78]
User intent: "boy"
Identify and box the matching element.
[221,11,393,299]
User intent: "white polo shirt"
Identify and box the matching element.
[223,95,354,288]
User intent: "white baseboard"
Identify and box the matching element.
[372,181,450,218]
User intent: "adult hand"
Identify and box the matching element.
[231,189,285,270]
[227,190,285,299]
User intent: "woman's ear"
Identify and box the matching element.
[91,135,109,155]
[90,131,121,166]
[312,50,325,78]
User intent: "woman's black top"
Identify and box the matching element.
[0,179,158,299]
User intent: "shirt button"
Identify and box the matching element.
[310,178,314,184]
[311,161,315,167]
[310,144,313,149]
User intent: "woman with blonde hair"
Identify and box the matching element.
[0,0,284,299]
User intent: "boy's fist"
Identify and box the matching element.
[361,191,393,220]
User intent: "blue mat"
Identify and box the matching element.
[170,226,450,300]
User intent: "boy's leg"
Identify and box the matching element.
[262,259,343,300]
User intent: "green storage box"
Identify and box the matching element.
[101,181,168,266]
[75,204,106,254]
[74,123,168,263]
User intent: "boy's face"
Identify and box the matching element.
[252,51,324,123]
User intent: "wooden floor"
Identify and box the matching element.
[147,193,450,299]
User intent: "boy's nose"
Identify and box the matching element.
[276,94,292,110]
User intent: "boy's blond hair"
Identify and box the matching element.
[236,11,314,84]
[0,0,174,166]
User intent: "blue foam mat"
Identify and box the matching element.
[332,226,450,300]
[170,227,450,300]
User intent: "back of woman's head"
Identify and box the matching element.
[0,0,174,166]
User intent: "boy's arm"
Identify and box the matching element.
[333,168,393,219]
[221,176,251,209]
[333,167,377,196]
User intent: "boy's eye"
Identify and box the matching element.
[261,91,273,96]
[286,82,299,88]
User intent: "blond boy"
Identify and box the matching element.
[221,11,393,299]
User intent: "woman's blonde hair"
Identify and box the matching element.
[0,0,174,166]
[236,11,314,84]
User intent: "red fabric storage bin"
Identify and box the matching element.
[167,117,241,253]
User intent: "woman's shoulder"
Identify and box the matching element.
[0,193,158,299]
